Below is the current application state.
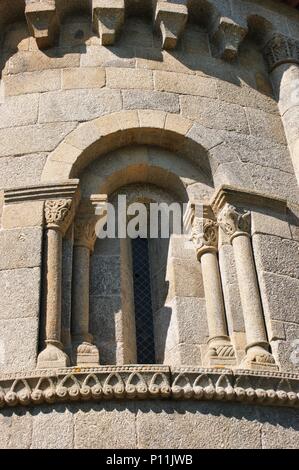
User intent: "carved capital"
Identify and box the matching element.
[191,217,218,258]
[45,199,73,234]
[155,1,188,50]
[74,195,108,251]
[25,0,59,49]
[211,17,248,61]
[217,204,250,242]
[92,0,125,46]
[263,34,299,71]
[74,218,98,251]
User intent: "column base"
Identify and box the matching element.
[74,342,100,367]
[205,337,236,368]
[37,342,70,369]
[241,345,279,371]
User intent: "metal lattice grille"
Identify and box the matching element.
[132,237,156,364]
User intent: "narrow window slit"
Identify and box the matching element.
[131,237,156,364]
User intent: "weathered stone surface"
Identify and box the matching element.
[0,123,77,157]
[219,243,244,334]
[3,70,61,96]
[31,406,74,449]
[258,271,299,324]
[90,295,120,344]
[90,255,121,296]
[216,80,278,113]
[62,67,106,90]
[7,51,80,75]
[253,234,299,280]
[246,107,287,144]
[0,94,39,129]
[39,89,122,123]
[173,296,209,343]
[74,403,136,449]
[0,317,39,372]
[155,71,217,98]
[251,210,292,239]
[122,90,180,113]
[167,257,204,299]
[181,95,249,134]
[0,153,47,189]
[0,227,42,270]
[217,130,294,173]
[2,201,44,229]
[106,67,153,90]
[136,401,262,449]
[0,267,41,320]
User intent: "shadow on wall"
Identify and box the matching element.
[0,13,274,97]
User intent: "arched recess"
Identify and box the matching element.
[41,109,219,192]
[43,111,221,366]
[79,145,209,366]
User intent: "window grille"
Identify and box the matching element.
[131,237,156,364]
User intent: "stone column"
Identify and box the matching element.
[218,204,278,370]
[37,199,74,369]
[263,34,299,184]
[190,204,235,367]
[72,196,107,366]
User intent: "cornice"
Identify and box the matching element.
[1,365,299,409]
[4,180,80,204]
[210,185,288,215]
[0,0,297,64]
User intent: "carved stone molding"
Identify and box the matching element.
[217,204,251,242]
[1,366,299,409]
[263,34,299,71]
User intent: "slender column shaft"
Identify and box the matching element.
[37,198,74,369]
[45,228,62,343]
[188,207,235,366]
[232,234,268,347]
[71,195,107,366]
[200,251,228,340]
[218,203,277,370]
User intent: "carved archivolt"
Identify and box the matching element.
[1,367,299,409]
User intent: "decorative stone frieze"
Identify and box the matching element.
[210,17,248,61]
[186,202,236,367]
[154,1,188,50]
[72,195,108,367]
[215,189,278,371]
[25,0,59,49]
[263,34,299,71]
[1,366,299,409]
[92,0,125,46]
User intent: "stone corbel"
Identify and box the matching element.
[154,1,188,50]
[25,0,60,49]
[263,33,299,72]
[92,0,125,46]
[210,16,248,61]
